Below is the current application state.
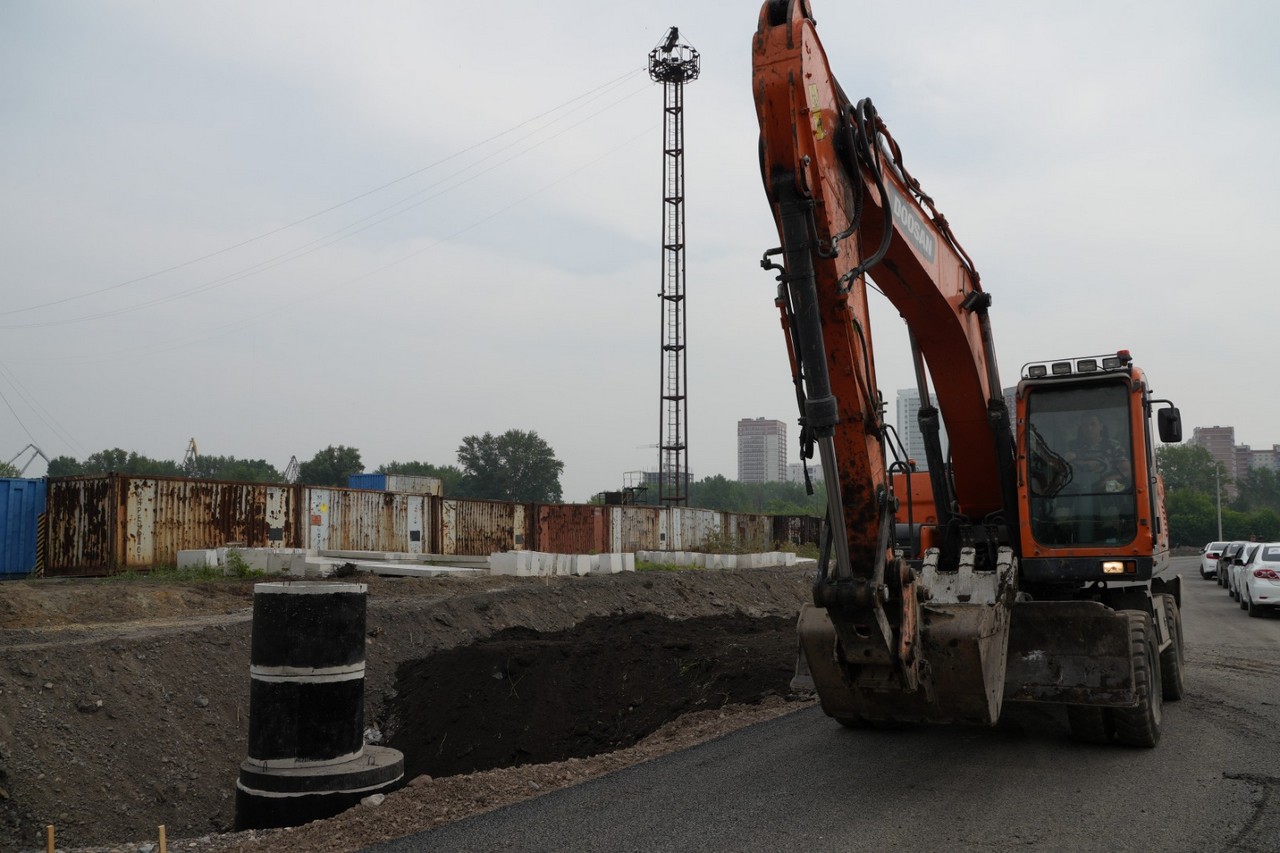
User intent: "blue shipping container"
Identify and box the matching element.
[348,473,388,491]
[1,478,46,578]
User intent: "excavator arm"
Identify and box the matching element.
[755,0,1020,721]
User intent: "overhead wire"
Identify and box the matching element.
[0,74,654,332]
[0,360,84,456]
[0,66,648,320]
[10,117,658,366]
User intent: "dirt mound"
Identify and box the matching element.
[0,567,816,852]
[386,612,796,779]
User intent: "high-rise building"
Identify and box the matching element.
[737,418,787,483]
[895,389,949,471]
[786,461,823,485]
[895,386,1015,471]
[1189,426,1237,480]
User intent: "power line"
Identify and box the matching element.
[0,75,653,331]
[4,122,657,367]
[0,67,647,320]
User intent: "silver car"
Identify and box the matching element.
[1218,541,1248,589]
[1228,543,1260,601]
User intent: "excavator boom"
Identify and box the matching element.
[754,1,1182,743]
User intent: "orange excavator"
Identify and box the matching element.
[754,0,1184,746]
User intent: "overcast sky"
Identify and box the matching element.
[2,1,1277,499]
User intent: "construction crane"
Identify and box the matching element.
[182,438,199,470]
[5,444,49,476]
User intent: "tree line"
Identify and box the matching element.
[38,429,567,503]
[32,430,828,516]
[1157,444,1280,547]
[32,439,1251,541]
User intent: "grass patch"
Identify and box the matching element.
[102,549,269,582]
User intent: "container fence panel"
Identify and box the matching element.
[1,478,46,578]
[439,499,528,555]
[533,504,609,554]
[609,506,665,552]
[45,476,115,576]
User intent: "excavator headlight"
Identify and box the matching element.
[1102,355,1124,369]
[1051,361,1072,376]
[1101,560,1136,575]
[1027,364,1047,379]
[1076,359,1098,373]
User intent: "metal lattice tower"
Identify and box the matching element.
[649,27,699,506]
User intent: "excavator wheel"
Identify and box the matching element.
[1066,706,1113,744]
[1111,611,1163,748]
[1156,593,1185,701]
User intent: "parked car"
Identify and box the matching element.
[1217,541,1248,589]
[1228,543,1260,600]
[1200,540,1228,579]
[1240,542,1280,617]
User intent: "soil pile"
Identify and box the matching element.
[0,566,817,852]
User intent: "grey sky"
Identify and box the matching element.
[2,1,1276,499]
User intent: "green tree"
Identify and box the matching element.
[457,430,563,502]
[683,475,824,515]
[1165,488,1217,547]
[46,455,84,477]
[0,460,18,477]
[51,448,182,477]
[1232,467,1280,514]
[377,460,465,496]
[184,454,283,483]
[1156,444,1223,494]
[297,445,364,487]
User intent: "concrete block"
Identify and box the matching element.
[528,551,552,577]
[622,553,635,573]
[595,553,626,574]
[572,555,592,576]
[589,555,601,573]
[491,551,534,576]
[177,549,218,570]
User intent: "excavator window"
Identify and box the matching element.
[1025,382,1137,547]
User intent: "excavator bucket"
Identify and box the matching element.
[1002,600,1137,707]
[797,548,1018,727]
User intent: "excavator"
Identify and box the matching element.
[753,0,1184,747]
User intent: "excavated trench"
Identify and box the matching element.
[381,612,797,781]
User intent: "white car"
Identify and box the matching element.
[1200,540,1228,579]
[1229,543,1260,600]
[1240,542,1280,617]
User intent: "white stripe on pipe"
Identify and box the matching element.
[250,663,364,682]
[235,773,403,799]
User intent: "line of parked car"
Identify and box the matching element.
[1199,539,1280,617]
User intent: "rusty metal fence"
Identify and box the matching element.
[40,474,819,576]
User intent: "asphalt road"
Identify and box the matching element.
[367,556,1280,853]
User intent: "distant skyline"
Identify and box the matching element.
[3,1,1278,500]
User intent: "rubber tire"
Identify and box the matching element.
[1112,611,1162,748]
[1240,590,1249,610]
[1246,588,1262,618]
[1066,705,1112,744]
[1156,593,1185,701]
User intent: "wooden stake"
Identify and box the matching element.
[159,824,168,853]
[45,824,54,853]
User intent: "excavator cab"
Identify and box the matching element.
[1016,351,1180,585]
